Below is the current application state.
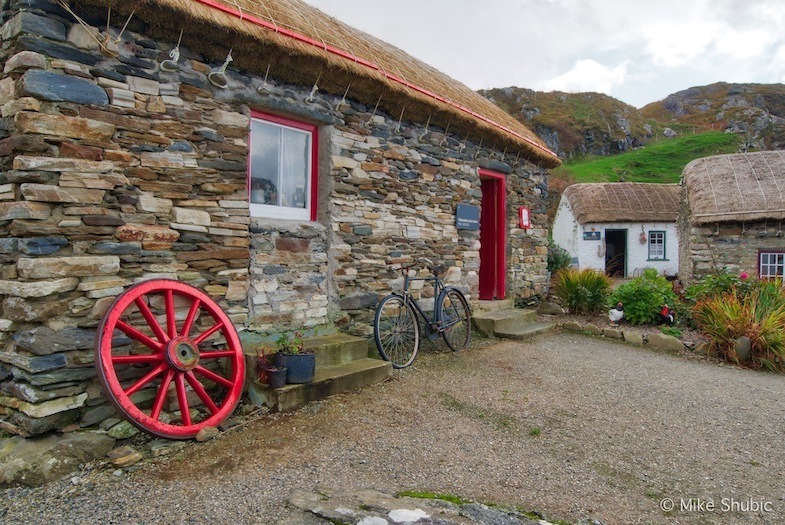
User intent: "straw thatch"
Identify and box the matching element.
[684,150,785,224]
[563,182,680,224]
[69,0,559,168]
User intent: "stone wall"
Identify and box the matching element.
[678,181,785,283]
[0,0,549,436]
[679,220,783,283]
[323,116,549,335]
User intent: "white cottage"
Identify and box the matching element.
[553,183,680,277]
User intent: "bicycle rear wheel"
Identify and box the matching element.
[374,294,420,368]
[438,288,471,352]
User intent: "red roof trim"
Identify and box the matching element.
[192,0,557,160]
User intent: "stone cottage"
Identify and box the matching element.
[679,151,785,283]
[0,0,559,437]
[553,183,680,277]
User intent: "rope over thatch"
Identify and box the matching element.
[563,182,680,224]
[72,0,560,168]
[684,150,785,224]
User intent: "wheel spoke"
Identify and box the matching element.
[116,321,164,352]
[194,365,234,388]
[150,369,174,420]
[124,362,167,397]
[193,321,223,344]
[174,373,191,426]
[165,289,176,339]
[185,372,219,415]
[181,298,202,337]
[134,296,169,343]
[199,349,236,359]
[112,354,162,364]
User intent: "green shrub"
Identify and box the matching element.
[661,326,683,339]
[553,268,610,315]
[547,241,572,274]
[693,286,785,371]
[685,268,755,302]
[609,269,677,325]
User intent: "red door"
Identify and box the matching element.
[479,170,506,300]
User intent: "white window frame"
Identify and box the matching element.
[248,111,317,221]
[648,230,666,260]
[759,251,785,278]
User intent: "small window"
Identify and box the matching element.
[248,111,317,221]
[648,231,666,260]
[759,251,785,278]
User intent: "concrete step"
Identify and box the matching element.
[472,308,537,337]
[302,333,371,367]
[474,299,515,313]
[495,322,555,341]
[247,358,393,412]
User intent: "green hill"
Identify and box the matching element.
[554,131,742,183]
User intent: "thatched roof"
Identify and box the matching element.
[684,150,785,224]
[70,0,559,168]
[563,183,680,224]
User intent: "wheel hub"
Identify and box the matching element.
[165,337,200,371]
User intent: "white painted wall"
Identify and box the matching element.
[552,197,679,277]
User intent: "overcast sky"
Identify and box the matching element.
[302,0,785,108]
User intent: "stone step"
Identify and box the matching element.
[302,333,370,367]
[495,322,555,341]
[247,358,392,412]
[472,308,537,337]
[474,298,515,313]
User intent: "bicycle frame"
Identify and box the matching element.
[399,269,459,334]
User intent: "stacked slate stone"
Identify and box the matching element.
[0,1,251,436]
[0,0,550,437]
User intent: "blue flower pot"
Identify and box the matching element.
[283,352,315,384]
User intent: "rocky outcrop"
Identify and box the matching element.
[480,87,650,159]
[0,432,115,487]
[641,82,785,150]
[283,487,578,525]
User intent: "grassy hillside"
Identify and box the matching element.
[554,131,742,183]
[480,87,649,157]
[641,82,785,150]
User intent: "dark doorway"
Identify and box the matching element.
[605,229,627,277]
[479,171,506,300]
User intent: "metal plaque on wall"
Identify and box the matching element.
[456,204,480,230]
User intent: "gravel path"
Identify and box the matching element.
[3,332,785,525]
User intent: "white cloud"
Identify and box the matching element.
[714,28,773,59]
[642,21,721,67]
[539,59,627,95]
[304,0,785,107]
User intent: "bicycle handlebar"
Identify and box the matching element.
[397,258,446,277]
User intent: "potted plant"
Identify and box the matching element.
[256,347,287,389]
[276,331,315,384]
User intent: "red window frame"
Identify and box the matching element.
[248,110,319,221]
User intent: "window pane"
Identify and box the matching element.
[250,121,280,205]
[760,253,784,277]
[280,128,309,209]
[648,232,664,259]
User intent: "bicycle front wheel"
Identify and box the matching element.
[438,288,471,352]
[374,294,420,368]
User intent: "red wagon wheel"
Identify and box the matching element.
[95,279,245,439]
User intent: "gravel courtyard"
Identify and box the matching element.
[3,332,785,525]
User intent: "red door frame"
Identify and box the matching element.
[479,169,507,300]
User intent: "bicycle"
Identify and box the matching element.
[373,259,471,368]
